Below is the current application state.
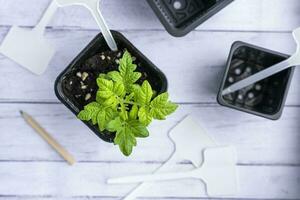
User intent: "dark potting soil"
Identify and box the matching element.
[60,49,161,141]
[61,49,159,109]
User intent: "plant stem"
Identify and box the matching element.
[122,100,141,106]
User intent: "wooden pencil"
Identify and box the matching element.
[20,110,76,165]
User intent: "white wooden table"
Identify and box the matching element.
[1,0,300,199]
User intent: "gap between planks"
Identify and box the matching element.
[0,195,297,200]
[0,159,300,168]
[0,25,295,34]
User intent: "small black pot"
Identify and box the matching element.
[217,41,295,120]
[147,0,233,37]
[55,31,168,142]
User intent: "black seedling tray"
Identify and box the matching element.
[55,31,168,142]
[147,0,233,37]
[217,41,295,120]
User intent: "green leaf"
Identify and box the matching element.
[119,107,129,121]
[97,78,114,98]
[96,107,117,131]
[98,73,110,80]
[136,80,153,105]
[107,71,122,82]
[117,51,142,92]
[138,106,152,126]
[77,50,178,157]
[97,78,125,107]
[77,102,102,124]
[110,118,149,156]
[96,92,105,104]
[115,126,136,156]
[129,104,138,120]
[114,82,125,96]
[128,120,149,138]
[78,102,117,130]
[106,117,123,132]
[119,51,137,74]
[107,117,137,156]
[150,93,178,120]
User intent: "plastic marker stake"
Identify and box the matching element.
[111,115,218,200]
[20,110,76,165]
[222,27,300,95]
[108,146,238,197]
[0,0,118,75]
[0,0,58,75]
[56,0,118,51]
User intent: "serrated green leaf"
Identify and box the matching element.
[77,110,92,121]
[150,93,178,120]
[97,107,117,131]
[114,82,125,96]
[128,120,149,138]
[96,92,105,104]
[97,78,114,98]
[110,118,148,156]
[106,117,123,132]
[97,78,125,107]
[107,71,122,82]
[77,102,101,124]
[115,126,136,156]
[98,73,110,80]
[119,51,137,74]
[77,50,178,157]
[116,51,142,92]
[138,106,152,126]
[108,117,137,156]
[136,80,153,105]
[129,104,138,120]
[78,102,117,130]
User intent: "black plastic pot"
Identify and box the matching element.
[55,31,168,142]
[147,0,233,37]
[217,41,295,120]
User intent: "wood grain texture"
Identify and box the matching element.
[0,198,241,200]
[0,0,300,199]
[0,0,300,31]
[0,162,300,199]
[0,29,299,104]
[0,103,299,165]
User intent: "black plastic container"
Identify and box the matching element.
[55,31,168,142]
[217,41,295,120]
[147,0,233,37]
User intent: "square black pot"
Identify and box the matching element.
[147,0,233,37]
[217,41,295,120]
[55,31,168,142]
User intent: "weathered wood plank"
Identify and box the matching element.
[0,29,299,104]
[0,0,299,32]
[0,103,299,165]
[0,198,230,200]
[0,162,299,199]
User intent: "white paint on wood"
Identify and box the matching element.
[0,162,300,199]
[0,29,299,105]
[0,104,299,165]
[0,0,300,32]
[0,0,300,199]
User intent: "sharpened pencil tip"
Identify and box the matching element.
[19,110,24,115]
